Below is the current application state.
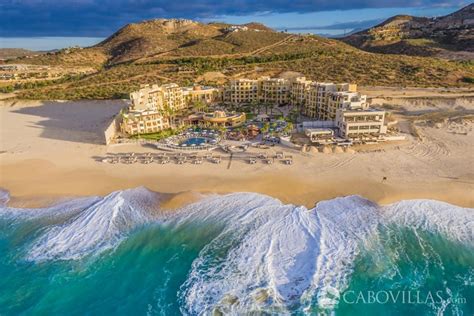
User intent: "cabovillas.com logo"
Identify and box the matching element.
[341,290,467,305]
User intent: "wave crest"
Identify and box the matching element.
[27,187,159,261]
[0,187,472,314]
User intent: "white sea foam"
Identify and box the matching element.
[300,196,380,311]
[27,187,159,261]
[178,194,380,314]
[177,194,473,314]
[0,189,10,207]
[0,187,472,314]
[0,197,100,223]
[381,199,474,244]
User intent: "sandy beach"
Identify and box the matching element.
[1,92,473,209]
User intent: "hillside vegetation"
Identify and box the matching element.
[2,11,473,100]
[0,48,44,60]
[342,4,473,60]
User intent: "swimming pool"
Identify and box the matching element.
[180,137,208,146]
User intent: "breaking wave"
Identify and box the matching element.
[0,187,472,314]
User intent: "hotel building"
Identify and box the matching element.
[290,77,312,108]
[120,110,171,135]
[183,85,220,107]
[224,76,388,140]
[260,77,291,105]
[122,84,220,135]
[186,111,246,128]
[336,109,387,139]
[228,79,259,104]
[120,77,387,140]
[130,83,185,112]
[324,91,367,121]
[227,76,291,105]
[225,77,362,120]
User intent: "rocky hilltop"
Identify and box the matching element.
[95,19,278,64]
[342,4,473,59]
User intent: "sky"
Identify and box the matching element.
[0,0,469,50]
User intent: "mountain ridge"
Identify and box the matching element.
[2,10,473,100]
[341,4,474,59]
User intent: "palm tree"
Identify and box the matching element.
[164,105,177,129]
[284,122,294,135]
[194,99,207,113]
[261,122,270,134]
[250,99,258,116]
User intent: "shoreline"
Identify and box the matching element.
[2,159,473,209]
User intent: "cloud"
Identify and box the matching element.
[0,0,468,37]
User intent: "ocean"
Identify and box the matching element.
[0,187,472,315]
[0,37,105,51]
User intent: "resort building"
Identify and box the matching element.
[260,77,291,105]
[225,77,364,121]
[130,83,186,112]
[323,91,368,121]
[161,83,186,110]
[228,79,259,104]
[120,78,387,141]
[183,85,220,108]
[304,82,335,118]
[226,77,296,105]
[303,83,360,119]
[305,128,335,143]
[120,110,171,135]
[290,77,312,108]
[122,84,222,136]
[335,109,387,140]
[186,111,246,128]
[122,82,240,136]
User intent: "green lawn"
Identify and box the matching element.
[130,129,177,141]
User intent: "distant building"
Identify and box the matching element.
[226,25,249,32]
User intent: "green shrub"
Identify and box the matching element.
[462,77,474,84]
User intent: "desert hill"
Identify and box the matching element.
[0,48,44,60]
[342,4,474,59]
[2,13,473,100]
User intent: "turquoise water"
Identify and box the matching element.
[181,137,207,146]
[0,188,472,315]
[337,227,474,315]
